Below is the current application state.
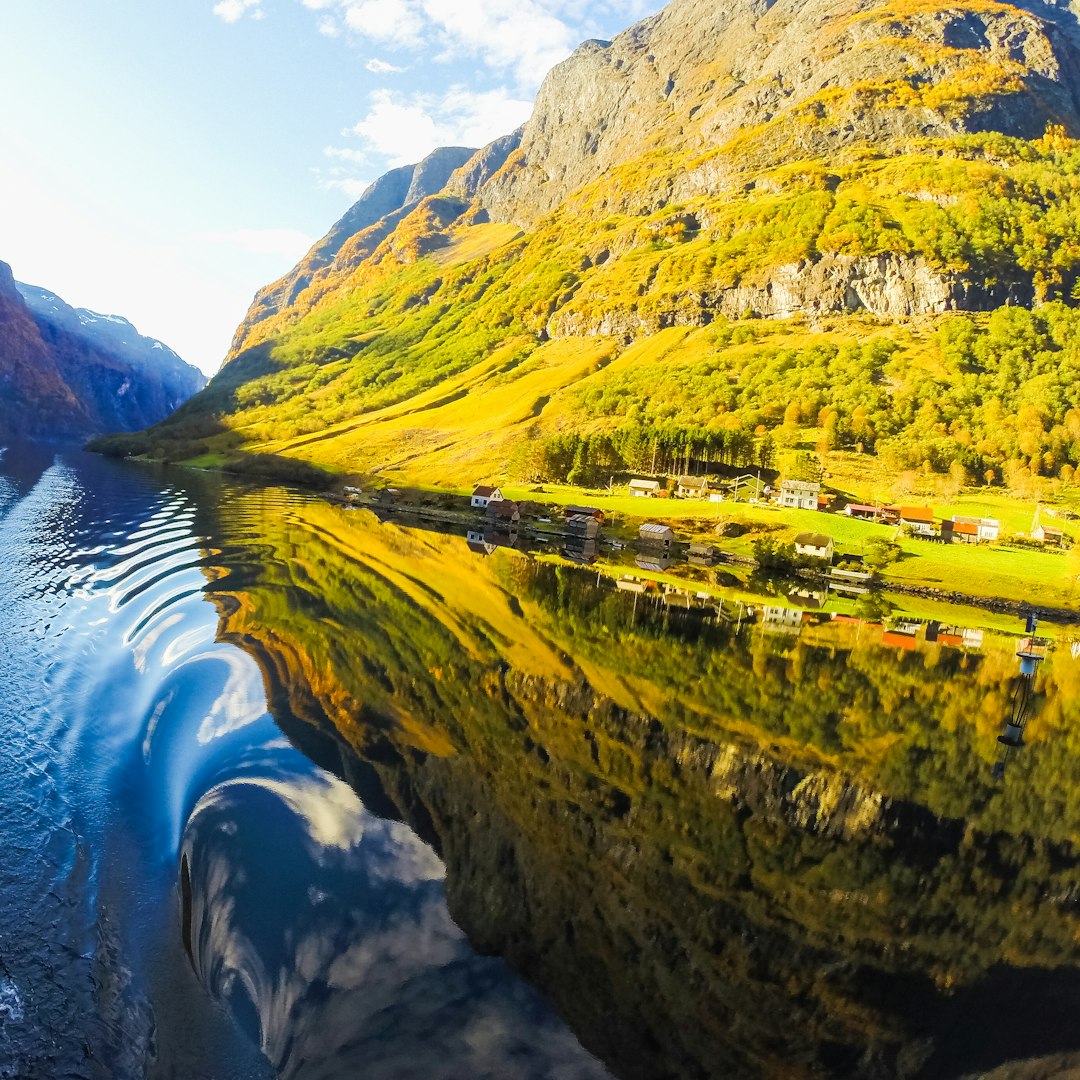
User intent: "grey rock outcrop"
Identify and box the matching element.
[547,253,1034,340]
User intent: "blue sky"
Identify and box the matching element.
[0,1,656,374]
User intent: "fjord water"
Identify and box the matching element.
[4,444,1080,1080]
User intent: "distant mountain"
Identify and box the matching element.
[0,261,204,441]
[128,0,1080,488]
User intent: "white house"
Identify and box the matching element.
[471,485,503,509]
[779,480,820,510]
[630,478,661,498]
[794,532,834,561]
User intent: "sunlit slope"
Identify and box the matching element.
[117,0,1080,484]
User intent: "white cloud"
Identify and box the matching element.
[366,57,405,73]
[323,177,374,198]
[317,15,341,35]
[213,0,264,23]
[346,86,531,166]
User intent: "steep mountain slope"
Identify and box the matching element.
[0,262,205,441]
[130,0,1080,488]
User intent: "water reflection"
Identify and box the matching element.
[184,491,1080,1080]
[181,764,607,1079]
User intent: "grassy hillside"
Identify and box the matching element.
[104,132,1080,495]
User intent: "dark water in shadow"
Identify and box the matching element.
[0,443,608,1079]
[4,442,1080,1079]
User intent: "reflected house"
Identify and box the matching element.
[486,499,521,529]
[688,541,720,566]
[466,530,497,556]
[881,621,921,650]
[630,478,662,498]
[761,605,805,635]
[636,553,671,572]
[827,567,872,596]
[470,484,503,509]
[925,622,984,650]
[615,577,652,593]
[676,475,711,499]
[376,487,402,508]
[926,621,964,648]
[561,538,599,564]
[779,479,820,510]
[788,585,826,610]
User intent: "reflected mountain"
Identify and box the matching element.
[186,488,1080,1080]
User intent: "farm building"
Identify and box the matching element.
[639,523,675,547]
[1033,525,1065,546]
[630,479,662,497]
[844,503,881,522]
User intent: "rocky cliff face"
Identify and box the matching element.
[221,0,1080,363]
[0,261,204,441]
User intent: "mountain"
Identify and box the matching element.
[0,262,205,441]
[125,0,1080,490]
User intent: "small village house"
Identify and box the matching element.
[1033,524,1065,547]
[676,475,711,499]
[779,480,821,511]
[941,519,979,545]
[794,532,834,561]
[894,506,937,537]
[471,484,503,509]
[565,514,601,541]
[630,478,662,498]
[947,515,1000,542]
[564,505,605,523]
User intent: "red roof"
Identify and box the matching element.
[473,485,499,498]
[847,503,879,514]
[898,506,935,524]
[952,522,978,535]
[487,499,519,518]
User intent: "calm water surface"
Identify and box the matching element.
[2,442,1080,1080]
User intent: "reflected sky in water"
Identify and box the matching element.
[0,443,608,1080]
